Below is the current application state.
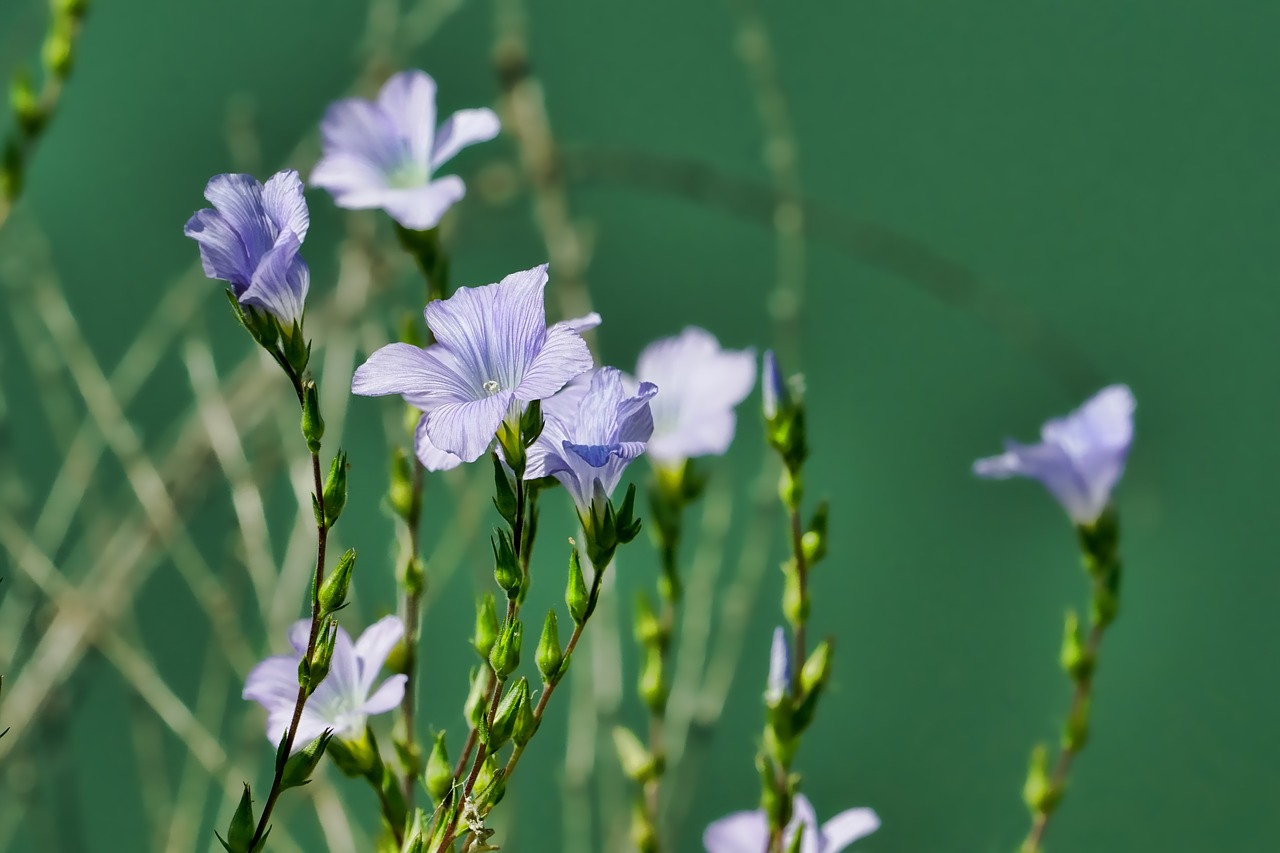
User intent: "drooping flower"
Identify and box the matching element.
[351,264,593,466]
[311,70,500,230]
[526,367,657,518]
[704,795,880,853]
[973,385,1135,525]
[183,170,311,325]
[631,327,755,468]
[243,616,407,751]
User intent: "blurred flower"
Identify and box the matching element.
[311,69,500,230]
[631,327,755,467]
[762,349,785,421]
[526,367,657,518]
[352,264,593,465]
[243,616,406,751]
[765,625,790,705]
[183,170,310,325]
[973,385,1135,525]
[704,795,879,853]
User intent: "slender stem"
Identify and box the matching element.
[247,447,328,850]
[1022,622,1106,853]
[399,461,425,803]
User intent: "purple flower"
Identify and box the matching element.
[704,795,879,853]
[631,327,755,467]
[526,367,657,518]
[762,349,785,421]
[183,170,311,325]
[973,385,1135,525]
[243,616,407,751]
[311,70,500,230]
[352,264,593,466]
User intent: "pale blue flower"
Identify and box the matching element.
[974,385,1135,525]
[765,625,790,704]
[704,795,879,853]
[243,616,407,751]
[632,327,755,467]
[183,170,310,325]
[311,70,500,230]
[526,367,657,518]
[351,264,593,465]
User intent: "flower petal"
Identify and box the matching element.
[243,654,301,712]
[516,321,594,401]
[353,615,405,698]
[377,70,438,169]
[318,98,407,175]
[703,810,768,853]
[414,413,464,471]
[790,795,821,853]
[261,169,309,241]
[184,209,251,290]
[425,391,513,463]
[820,807,880,852]
[310,153,392,206]
[203,173,272,260]
[239,232,308,325]
[378,176,466,230]
[361,674,409,716]
[352,342,437,398]
[431,108,501,170]
[563,312,602,334]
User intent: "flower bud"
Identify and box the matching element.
[520,399,545,447]
[512,678,537,745]
[473,593,499,659]
[566,541,590,625]
[489,679,524,748]
[615,483,642,544]
[326,729,378,778]
[612,726,658,783]
[631,799,659,853]
[464,666,489,729]
[492,528,522,600]
[219,783,256,853]
[1060,610,1092,681]
[388,447,416,520]
[489,617,523,680]
[491,452,518,527]
[633,591,662,647]
[1023,743,1060,814]
[536,608,563,682]
[319,549,356,614]
[638,646,666,715]
[301,381,324,453]
[424,732,453,803]
[10,74,42,136]
[475,754,506,809]
[801,500,828,565]
[281,730,333,790]
[321,452,348,528]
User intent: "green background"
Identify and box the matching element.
[1,1,1277,851]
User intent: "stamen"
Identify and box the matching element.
[483,379,500,395]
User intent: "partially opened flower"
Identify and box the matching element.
[632,327,755,468]
[351,264,594,466]
[311,70,500,230]
[704,795,879,853]
[243,616,407,751]
[765,625,791,705]
[183,170,311,325]
[973,385,1135,525]
[526,367,657,519]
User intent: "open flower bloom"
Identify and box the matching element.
[183,170,311,325]
[526,367,657,518]
[243,616,407,751]
[973,384,1135,525]
[704,795,880,853]
[311,70,500,230]
[631,327,755,468]
[352,264,594,466]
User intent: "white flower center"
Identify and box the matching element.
[483,379,501,395]
[388,161,430,189]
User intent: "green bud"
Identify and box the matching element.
[301,381,324,453]
[326,729,379,777]
[489,678,525,748]
[615,483,642,544]
[1060,610,1092,681]
[496,417,525,476]
[305,618,338,694]
[778,466,803,512]
[583,483,620,569]
[489,617,523,680]
[536,608,563,682]
[801,500,828,565]
[520,399,545,447]
[781,562,807,627]
[612,726,658,783]
[566,541,590,625]
[388,447,416,520]
[281,730,333,789]
[319,549,356,614]
[631,798,658,853]
[633,591,663,647]
[42,22,74,77]
[638,645,666,715]
[512,678,537,745]
[1063,695,1091,752]
[282,321,310,374]
[464,666,489,729]
[10,73,42,136]
[475,753,506,809]
[219,783,255,853]
[424,732,453,803]
[491,452,518,527]
[492,528,522,600]
[399,554,425,598]
[792,638,833,733]
[473,593,500,659]
[321,452,348,528]
[1023,743,1060,814]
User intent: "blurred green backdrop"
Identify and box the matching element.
[1,1,1277,851]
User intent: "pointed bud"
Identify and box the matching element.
[762,349,785,422]
[464,667,489,729]
[281,320,310,375]
[1063,694,1091,752]
[319,549,356,614]
[301,381,324,453]
[1060,609,1092,681]
[1023,743,1060,814]
[496,415,526,477]
[612,726,658,783]
[425,732,453,803]
[801,500,828,565]
[781,561,807,627]
[536,608,563,682]
[305,618,338,694]
[792,638,833,733]
[566,541,590,625]
[616,483,642,544]
[762,350,807,472]
[513,678,537,745]
[222,783,255,853]
[473,593,499,659]
[633,591,663,647]
[489,679,524,748]
[520,399,545,447]
[10,73,42,136]
[492,528,522,600]
[489,618,523,680]
[326,729,378,778]
[322,452,348,528]
[638,645,666,715]
[491,452,518,527]
[764,626,791,707]
[388,447,416,520]
[631,798,659,853]
[475,753,506,809]
[281,730,333,789]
